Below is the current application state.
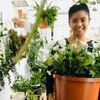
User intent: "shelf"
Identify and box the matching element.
[12,0,29,7]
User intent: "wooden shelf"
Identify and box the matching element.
[12,0,29,7]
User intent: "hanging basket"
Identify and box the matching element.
[53,74,100,100]
[39,19,48,29]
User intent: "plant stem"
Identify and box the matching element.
[14,0,47,63]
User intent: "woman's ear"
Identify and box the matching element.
[88,18,91,26]
[89,18,91,23]
[69,21,71,28]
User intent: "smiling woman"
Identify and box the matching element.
[67,3,91,45]
[46,3,100,100]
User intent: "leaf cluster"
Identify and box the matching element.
[27,30,48,91]
[0,24,17,91]
[26,90,38,100]
[10,75,33,94]
[45,39,100,78]
[0,23,7,37]
[8,29,27,57]
[0,49,17,91]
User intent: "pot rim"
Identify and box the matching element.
[53,74,100,83]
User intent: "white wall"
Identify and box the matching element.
[0,0,100,100]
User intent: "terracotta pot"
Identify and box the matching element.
[18,10,22,18]
[39,19,48,29]
[22,13,26,19]
[16,22,25,27]
[53,74,100,100]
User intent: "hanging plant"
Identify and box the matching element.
[32,1,60,32]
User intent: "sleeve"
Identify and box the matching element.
[46,38,68,96]
[46,66,54,95]
[46,44,56,96]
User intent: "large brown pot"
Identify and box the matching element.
[53,74,100,100]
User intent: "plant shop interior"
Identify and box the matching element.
[0,0,100,100]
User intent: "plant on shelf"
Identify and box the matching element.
[10,73,43,100]
[10,75,33,94]
[8,29,27,58]
[33,1,60,31]
[12,9,26,27]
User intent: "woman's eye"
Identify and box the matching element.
[73,20,77,23]
[81,19,85,22]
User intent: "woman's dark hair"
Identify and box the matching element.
[68,3,90,22]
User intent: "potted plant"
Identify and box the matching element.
[43,38,100,100]
[10,75,32,94]
[8,29,27,58]
[10,73,43,100]
[12,9,26,27]
[33,1,60,31]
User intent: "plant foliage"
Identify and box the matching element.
[27,30,47,92]
[43,39,100,78]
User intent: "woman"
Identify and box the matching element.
[46,3,100,100]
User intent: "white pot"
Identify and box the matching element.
[11,92,25,100]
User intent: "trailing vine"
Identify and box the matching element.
[0,23,18,91]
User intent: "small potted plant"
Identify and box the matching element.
[43,38,100,100]
[33,1,60,31]
[12,9,26,27]
[10,73,43,100]
[10,75,32,94]
[8,29,27,58]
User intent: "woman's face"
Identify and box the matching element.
[69,10,90,37]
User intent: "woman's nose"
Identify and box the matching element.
[77,21,82,26]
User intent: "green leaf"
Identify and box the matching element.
[82,59,92,66]
[0,23,3,25]
[85,0,88,3]
[3,27,8,31]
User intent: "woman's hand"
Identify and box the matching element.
[49,93,54,100]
